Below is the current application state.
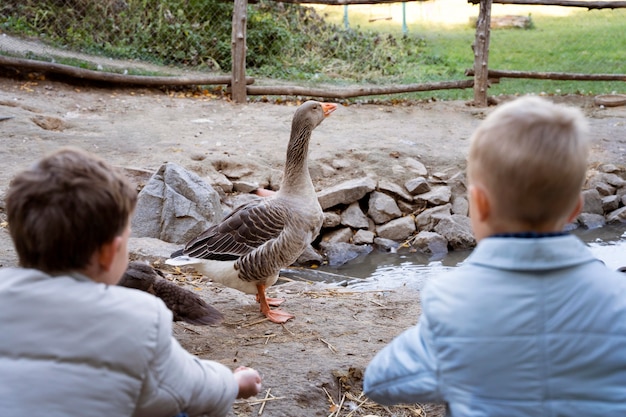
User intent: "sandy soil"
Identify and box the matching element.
[1,75,625,417]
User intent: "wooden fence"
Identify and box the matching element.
[227,0,626,105]
[1,0,624,106]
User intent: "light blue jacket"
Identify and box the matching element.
[0,268,238,417]
[364,235,626,416]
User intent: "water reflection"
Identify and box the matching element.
[314,224,626,291]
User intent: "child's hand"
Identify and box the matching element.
[234,366,262,398]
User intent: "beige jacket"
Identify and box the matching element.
[0,267,238,417]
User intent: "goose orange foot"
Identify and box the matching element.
[256,293,285,307]
[256,284,294,324]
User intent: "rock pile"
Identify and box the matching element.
[130,162,626,268]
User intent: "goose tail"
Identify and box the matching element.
[165,255,203,267]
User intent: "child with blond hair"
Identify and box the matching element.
[364,96,626,415]
[0,147,261,417]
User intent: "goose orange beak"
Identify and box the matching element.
[321,102,338,117]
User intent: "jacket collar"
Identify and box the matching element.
[467,234,598,271]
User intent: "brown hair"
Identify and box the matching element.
[5,147,137,273]
[467,96,589,227]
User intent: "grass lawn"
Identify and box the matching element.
[315,2,626,100]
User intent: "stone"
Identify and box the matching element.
[606,206,626,224]
[341,202,369,229]
[319,241,373,267]
[353,229,375,244]
[451,196,469,216]
[415,204,452,231]
[577,213,606,229]
[410,231,449,255]
[132,163,222,244]
[320,227,353,244]
[602,172,626,188]
[317,177,377,210]
[373,237,400,253]
[581,189,604,215]
[414,185,452,206]
[405,177,430,195]
[595,181,616,197]
[232,180,259,193]
[368,191,402,224]
[433,214,475,250]
[376,216,416,241]
[602,195,620,212]
[378,179,413,202]
[295,244,324,266]
[322,212,342,228]
[128,237,181,263]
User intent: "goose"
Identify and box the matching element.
[119,261,223,325]
[166,100,337,323]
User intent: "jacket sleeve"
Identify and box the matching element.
[134,303,239,417]
[363,312,442,405]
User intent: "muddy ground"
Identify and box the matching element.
[1,75,625,417]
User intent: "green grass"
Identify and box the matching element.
[317,6,626,100]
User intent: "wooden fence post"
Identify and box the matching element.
[231,0,248,103]
[472,0,492,106]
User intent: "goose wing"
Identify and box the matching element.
[182,199,289,260]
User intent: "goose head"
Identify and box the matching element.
[292,101,337,132]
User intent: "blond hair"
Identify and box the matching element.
[467,96,589,227]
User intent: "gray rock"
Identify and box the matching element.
[373,237,400,253]
[376,216,416,241]
[128,237,181,263]
[341,202,369,229]
[577,213,606,229]
[598,163,620,174]
[606,206,626,224]
[322,212,342,228]
[132,163,222,244]
[594,181,616,197]
[295,244,324,266]
[368,191,402,224]
[410,231,449,255]
[451,196,469,216]
[414,185,452,206]
[602,195,620,212]
[378,179,413,202]
[602,172,626,188]
[405,177,431,195]
[232,180,259,194]
[415,204,452,231]
[433,214,475,250]
[319,241,373,267]
[353,229,375,244]
[321,227,353,244]
[205,171,233,196]
[317,177,377,210]
[582,189,604,215]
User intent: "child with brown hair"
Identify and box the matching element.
[0,147,261,416]
[364,96,626,415]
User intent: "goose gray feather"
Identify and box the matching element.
[166,100,337,323]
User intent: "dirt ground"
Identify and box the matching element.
[1,75,626,417]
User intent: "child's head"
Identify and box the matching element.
[5,147,137,279]
[467,96,589,238]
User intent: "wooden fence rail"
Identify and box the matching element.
[2,0,624,105]
[228,0,626,105]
